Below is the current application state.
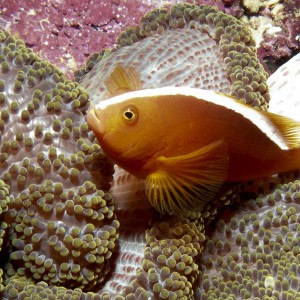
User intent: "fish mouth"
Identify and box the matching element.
[86,106,108,138]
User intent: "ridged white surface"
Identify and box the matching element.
[110,165,151,211]
[268,53,300,121]
[103,233,146,295]
[81,29,231,104]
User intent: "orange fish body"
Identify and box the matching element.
[87,68,300,215]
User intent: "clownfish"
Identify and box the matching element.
[87,66,300,215]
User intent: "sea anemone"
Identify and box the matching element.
[197,180,300,299]
[0,2,299,299]
[0,28,118,294]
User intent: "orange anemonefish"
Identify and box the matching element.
[87,65,300,215]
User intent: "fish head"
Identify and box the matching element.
[87,92,164,176]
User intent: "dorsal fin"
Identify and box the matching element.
[105,65,142,97]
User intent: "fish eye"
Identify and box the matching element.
[122,105,139,125]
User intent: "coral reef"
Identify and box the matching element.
[241,0,299,67]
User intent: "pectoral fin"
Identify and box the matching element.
[145,140,229,215]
